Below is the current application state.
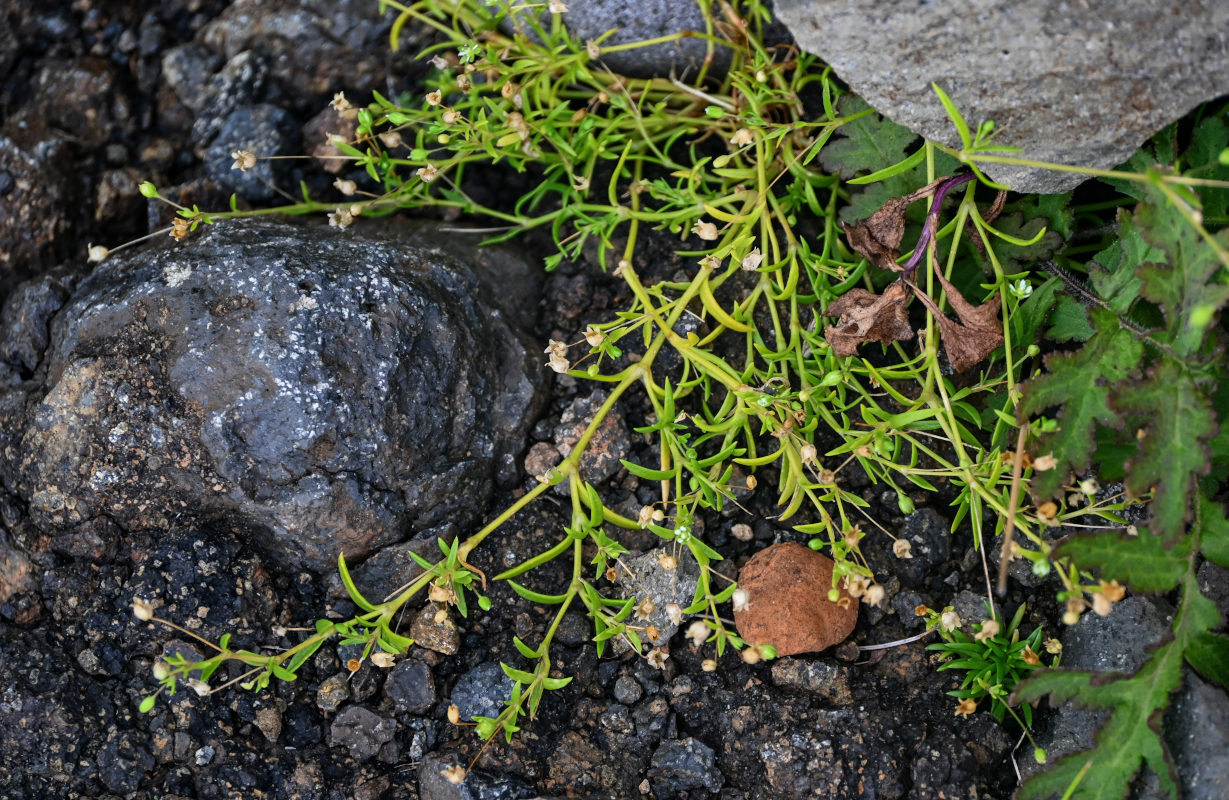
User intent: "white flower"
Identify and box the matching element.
[548,0,568,11]
[646,646,669,669]
[740,248,762,271]
[333,178,357,196]
[893,539,913,559]
[87,244,109,263]
[330,92,352,112]
[799,443,817,464]
[940,609,961,632]
[864,584,885,607]
[416,164,440,183]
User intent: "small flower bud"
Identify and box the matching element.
[333,178,357,196]
[731,128,754,147]
[328,207,354,229]
[701,658,717,672]
[87,244,109,263]
[378,130,404,149]
[740,248,762,271]
[426,91,443,106]
[139,181,158,198]
[442,765,466,785]
[330,92,352,112]
[132,598,154,621]
[691,220,718,241]
[686,620,709,647]
[189,678,211,696]
[152,661,170,681]
[864,584,885,607]
[893,539,913,559]
[799,443,817,464]
[230,150,257,171]
[974,618,1000,642]
[732,588,751,612]
[586,40,600,59]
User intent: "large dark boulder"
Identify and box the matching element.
[0,219,547,572]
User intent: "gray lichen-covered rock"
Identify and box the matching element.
[0,219,546,573]
[774,1,1229,193]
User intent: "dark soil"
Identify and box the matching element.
[0,2,1069,798]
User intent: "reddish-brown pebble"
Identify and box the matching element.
[734,542,858,656]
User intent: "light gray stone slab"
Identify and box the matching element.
[775,1,1229,193]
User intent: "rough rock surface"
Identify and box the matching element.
[1022,596,1171,784]
[507,0,726,79]
[0,219,546,573]
[734,541,858,655]
[773,1,1229,193]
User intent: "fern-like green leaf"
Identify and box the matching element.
[1014,572,1221,800]
[1134,192,1229,358]
[1021,307,1142,498]
[1113,361,1217,543]
[817,96,918,180]
[1199,496,1229,567]
[1185,632,1229,688]
[1052,531,1192,594]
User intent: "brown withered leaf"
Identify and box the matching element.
[843,177,957,272]
[908,270,1003,372]
[842,197,910,271]
[823,281,915,356]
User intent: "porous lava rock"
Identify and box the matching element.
[0,218,546,573]
[734,541,857,656]
[773,0,1229,193]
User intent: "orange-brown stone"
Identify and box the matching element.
[734,542,858,656]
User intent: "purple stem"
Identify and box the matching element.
[901,172,976,273]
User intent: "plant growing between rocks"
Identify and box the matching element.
[110,0,1229,796]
